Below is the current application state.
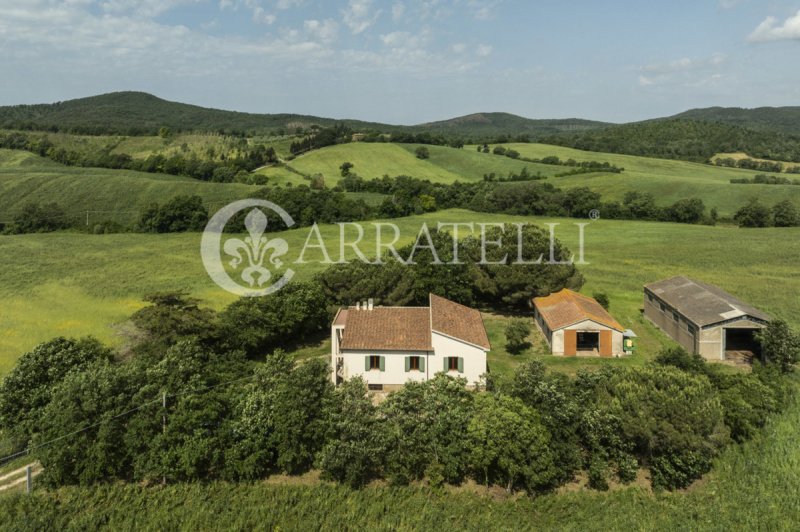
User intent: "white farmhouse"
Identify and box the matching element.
[331,294,490,391]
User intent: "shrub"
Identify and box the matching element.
[467,394,555,492]
[734,199,771,228]
[414,146,430,159]
[10,202,70,233]
[137,195,208,233]
[592,292,610,310]
[588,456,609,491]
[0,337,113,446]
[504,319,531,354]
[757,320,800,373]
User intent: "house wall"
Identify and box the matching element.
[430,331,487,386]
[338,349,433,386]
[549,319,623,356]
[336,332,487,388]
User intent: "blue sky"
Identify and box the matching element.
[0,0,799,124]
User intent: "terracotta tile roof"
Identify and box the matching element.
[430,294,491,350]
[533,289,623,332]
[339,307,432,351]
[644,276,771,327]
[335,294,491,352]
[333,308,348,327]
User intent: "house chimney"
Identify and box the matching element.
[368,298,374,310]
[362,300,368,310]
[356,301,361,310]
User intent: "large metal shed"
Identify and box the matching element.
[643,276,770,362]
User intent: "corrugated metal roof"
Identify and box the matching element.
[532,289,624,332]
[644,276,771,327]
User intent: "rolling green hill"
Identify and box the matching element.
[543,119,800,163]
[417,112,609,137]
[0,149,257,224]
[487,142,800,216]
[278,142,564,184]
[0,92,609,139]
[0,92,394,136]
[671,106,800,136]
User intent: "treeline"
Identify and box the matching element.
[734,199,800,228]
[0,296,796,493]
[339,173,715,224]
[2,174,717,236]
[542,119,800,163]
[289,124,353,155]
[0,131,277,182]
[731,173,800,186]
[480,146,625,174]
[715,157,795,173]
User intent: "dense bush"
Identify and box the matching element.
[137,195,208,233]
[6,202,71,234]
[0,337,113,449]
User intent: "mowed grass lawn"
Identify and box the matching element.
[1,208,798,376]
[476,142,800,217]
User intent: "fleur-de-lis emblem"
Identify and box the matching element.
[223,208,288,287]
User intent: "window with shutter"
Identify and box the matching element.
[368,356,381,370]
[448,357,459,371]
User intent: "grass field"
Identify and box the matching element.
[1,208,798,376]
[0,149,258,224]
[478,142,800,217]
[278,142,563,184]
[712,151,800,172]
[1,372,798,529]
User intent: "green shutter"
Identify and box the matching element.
[379,356,386,372]
[443,357,449,372]
[457,357,464,373]
[365,356,371,372]
[419,357,425,372]
[405,356,410,372]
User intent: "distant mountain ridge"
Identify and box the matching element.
[2,92,800,163]
[0,91,612,138]
[668,106,800,136]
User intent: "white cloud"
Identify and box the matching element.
[637,53,727,88]
[748,9,800,42]
[100,0,201,18]
[451,42,466,53]
[391,2,405,20]
[641,53,726,75]
[341,0,380,34]
[304,18,338,44]
[476,44,492,57]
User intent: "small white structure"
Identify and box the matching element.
[331,294,490,391]
[532,289,625,357]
